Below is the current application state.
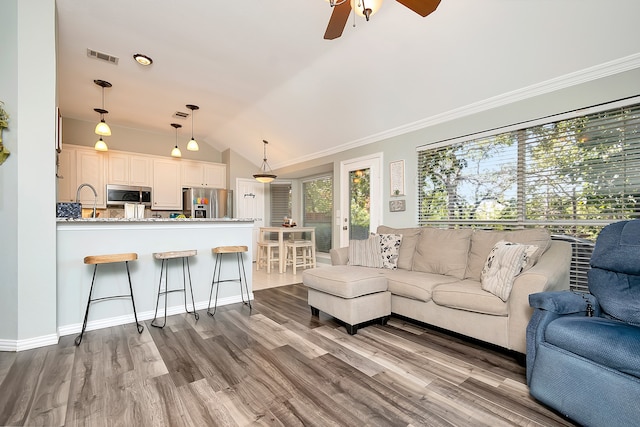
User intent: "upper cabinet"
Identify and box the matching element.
[108,152,153,187]
[182,160,226,188]
[152,159,182,210]
[76,147,106,208]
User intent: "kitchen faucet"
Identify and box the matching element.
[76,183,98,218]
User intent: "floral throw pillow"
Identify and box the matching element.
[348,234,383,268]
[481,240,538,301]
[379,233,403,270]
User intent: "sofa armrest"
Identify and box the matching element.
[330,246,349,265]
[506,240,571,354]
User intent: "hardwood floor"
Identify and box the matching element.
[0,284,577,426]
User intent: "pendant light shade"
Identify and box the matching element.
[94,80,112,136]
[186,104,199,151]
[253,140,277,183]
[170,123,182,158]
[94,137,108,152]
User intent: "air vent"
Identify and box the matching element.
[173,111,189,119]
[87,49,119,65]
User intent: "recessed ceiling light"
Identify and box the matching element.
[133,53,153,66]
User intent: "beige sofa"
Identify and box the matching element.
[303,226,571,354]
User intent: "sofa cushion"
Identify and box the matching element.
[381,269,458,302]
[480,241,538,301]
[465,228,551,281]
[348,234,382,268]
[303,266,388,298]
[546,316,640,378]
[432,280,509,316]
[377,226,422,270]
[412,228,472,279]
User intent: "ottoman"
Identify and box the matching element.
[302,266,391,334]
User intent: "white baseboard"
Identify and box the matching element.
[1,294,253,352]
[0,333,60,352]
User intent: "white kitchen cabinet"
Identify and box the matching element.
[76,148,106,207]
[182,160,226,188]
[56,148,77,202]
[108,152,153,187]
[153,159,182,209]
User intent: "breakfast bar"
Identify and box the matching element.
[56,218,254,337]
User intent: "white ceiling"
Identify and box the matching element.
[56,0,640,169]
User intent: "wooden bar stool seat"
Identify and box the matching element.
[151,249,199,328]
[75,252,143,345]
[208,245,251,316]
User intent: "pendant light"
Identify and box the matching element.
[186,104,199,151]
[94,79,112,136]
[170,123,182,158]
[253,140,277,183]
[94,137,108,152]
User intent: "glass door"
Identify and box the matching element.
[340,153,382,246]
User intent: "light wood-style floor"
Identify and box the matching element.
[0,283,577,427]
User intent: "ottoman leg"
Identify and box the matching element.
[310,306,319,316]
[380,315,390,325]
[345,323,358,335]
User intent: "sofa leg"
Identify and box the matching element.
[380,315,390,326]
[345,323,358,335]
[310,306,319,316]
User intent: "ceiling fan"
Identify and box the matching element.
[324,0,441,40]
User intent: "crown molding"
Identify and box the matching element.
[274,53,640,170]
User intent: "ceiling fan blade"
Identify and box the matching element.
[395,0,441,17]
[324,1,352,40]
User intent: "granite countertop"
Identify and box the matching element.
[56,217,255,223]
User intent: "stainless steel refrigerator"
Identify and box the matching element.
[183,187,233,218]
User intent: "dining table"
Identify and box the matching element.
[259,226,316,274]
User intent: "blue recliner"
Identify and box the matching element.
[526,220,640,427]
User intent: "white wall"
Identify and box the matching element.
[274,65,640,249]
[0,0,58,350]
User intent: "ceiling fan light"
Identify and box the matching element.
[94,137,108,151]
[350,0,383,18]
[187,138,199,151]
[95,119,111,136]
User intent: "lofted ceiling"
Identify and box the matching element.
[56,0,640,170]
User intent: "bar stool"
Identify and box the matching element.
[256,240,280,274]
[151,249,200,328]
[285,240,315,274]
[75,252,143,345]
[207,245,251,316]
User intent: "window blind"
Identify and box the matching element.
[417,98,640,291]
[270,183,291,227]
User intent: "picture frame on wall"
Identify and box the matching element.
[389,160,405,196]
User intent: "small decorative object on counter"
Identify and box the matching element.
[0,100,10,165]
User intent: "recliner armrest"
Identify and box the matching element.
[529,291,600,315]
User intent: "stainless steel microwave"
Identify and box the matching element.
[106,184,152,207]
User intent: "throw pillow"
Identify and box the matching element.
[378,233,403,270]
[481,241,538,301]
[348,234,383,268]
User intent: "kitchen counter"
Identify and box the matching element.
[57,219,254,337]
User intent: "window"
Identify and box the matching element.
[303,176,333,253]
[418,98,640,291]
[270,183,291,226]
